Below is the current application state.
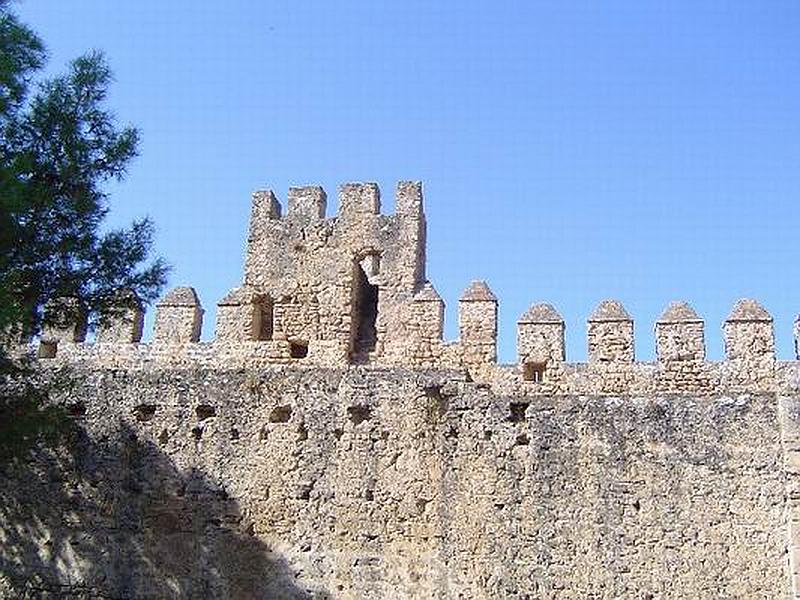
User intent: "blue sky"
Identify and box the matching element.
[17,1,800,362]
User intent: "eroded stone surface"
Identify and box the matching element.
[0,368,793,599]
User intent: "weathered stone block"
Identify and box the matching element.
[395,180,423,217]
[153,286,203,344]
[96,291,144,343]
[287,185,326,221]
[250,189,281,222]
[655,301,704,362]
[588,299,634,363]
[339,182,380,217]
[723,298,774,360]
[517,303,565,365]
[410,282,444,341]
[216,287,271,343]
[459,281,497,365]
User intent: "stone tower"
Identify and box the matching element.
[220,181,427,364]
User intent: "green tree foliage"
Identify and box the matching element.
[0,1,168,460]
[0,1,168,338]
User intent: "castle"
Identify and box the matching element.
[5,181,800,598]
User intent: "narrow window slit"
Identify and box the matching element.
[256,298,273,341]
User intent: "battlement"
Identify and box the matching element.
[35,289,800,396]
[29,180,800,397]
[248,181,423,225]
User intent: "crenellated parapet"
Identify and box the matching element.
[588,299,635,364]
[22,178,800,600]
[39,297,87,358]
[655,301,705,362]
[33,287,800,395]
[153,286,203,344]
[517,303,565,384]
[27,179,800,398]
[459,281,498,367]
[96,290,144,344]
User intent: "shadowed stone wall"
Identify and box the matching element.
[1,367,793,599]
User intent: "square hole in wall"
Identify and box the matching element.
[290,341,308,359]
[522,362,546,383]
[508,401,530,423]
[38,340,58,359]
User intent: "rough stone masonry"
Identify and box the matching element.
[3,181,800,599]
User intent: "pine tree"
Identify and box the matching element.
[0,2,168,459]
[0,1,168,340]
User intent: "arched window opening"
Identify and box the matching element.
[350,256,379,363]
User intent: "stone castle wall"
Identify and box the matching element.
[3,367,799,599]
[8,180,800,598]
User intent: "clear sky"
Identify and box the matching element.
[17,1,800,362]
